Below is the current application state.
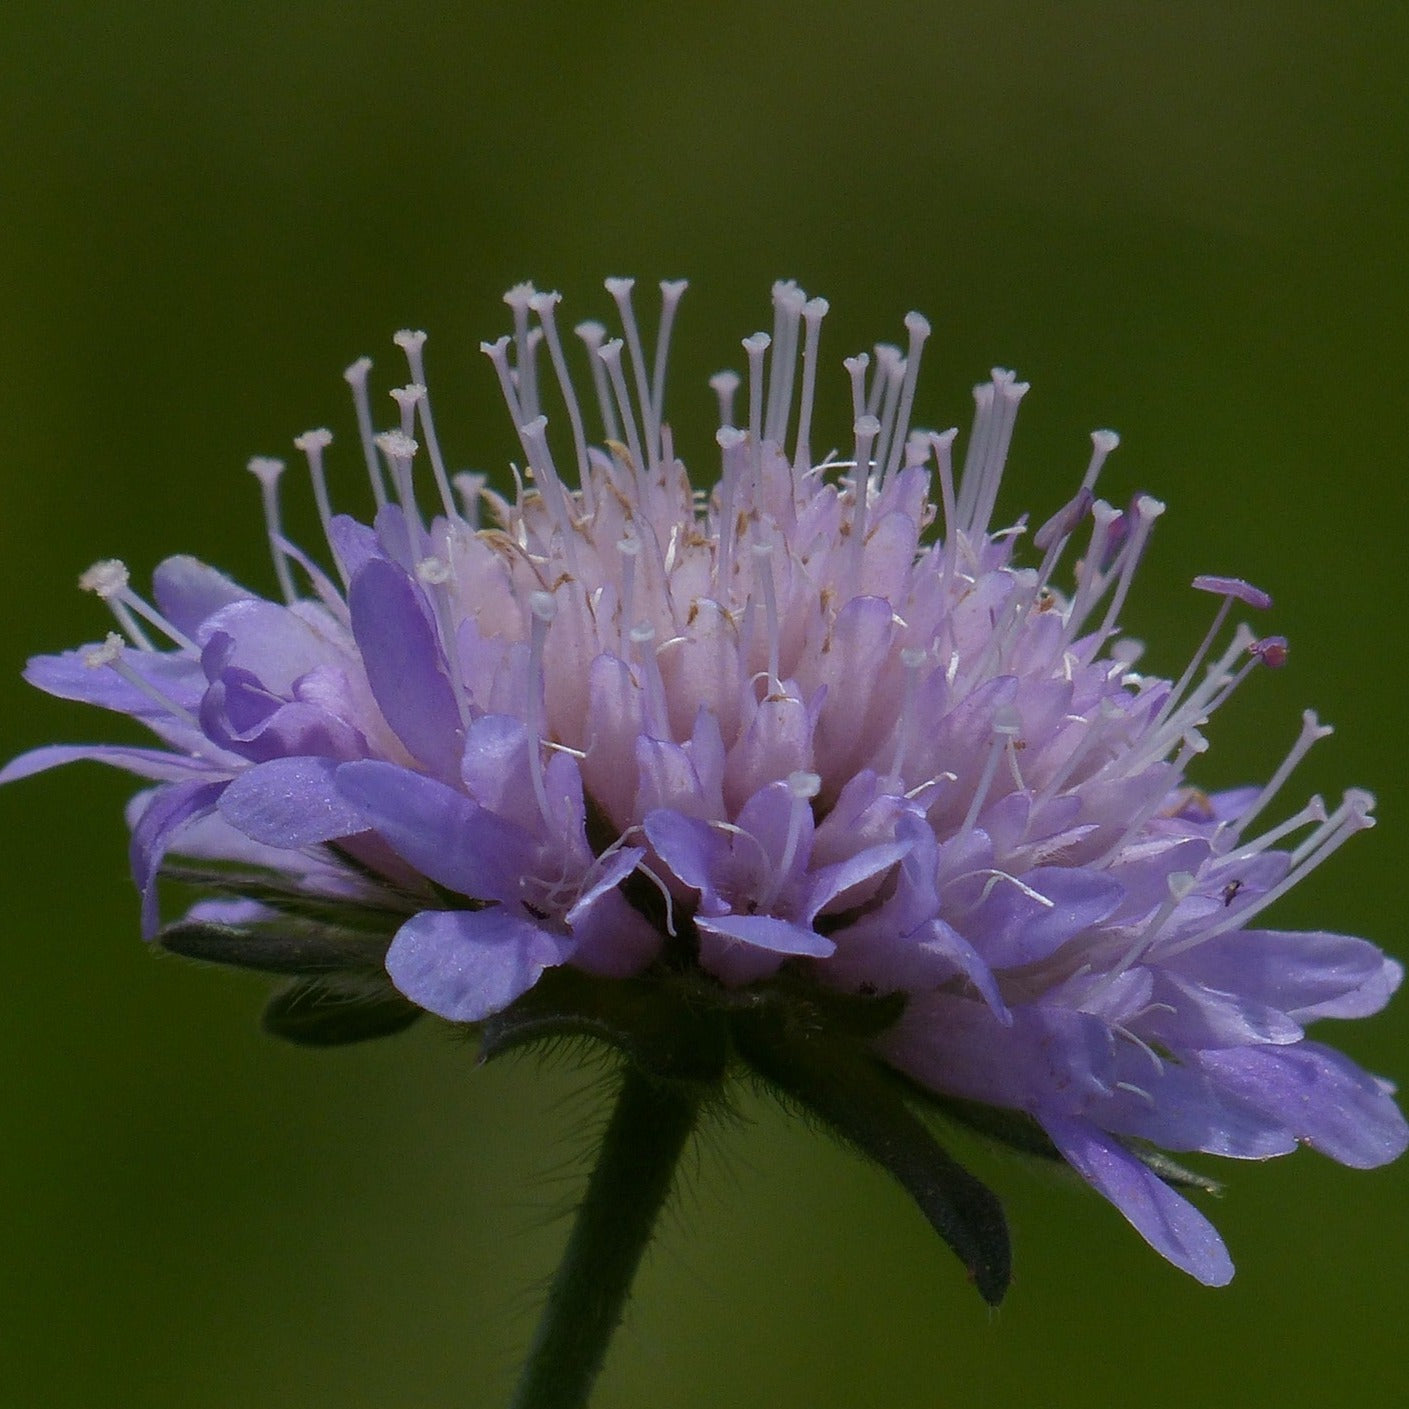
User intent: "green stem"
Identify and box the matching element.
[510,1062,705,1409]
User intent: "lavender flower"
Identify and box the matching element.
[5,279,1403,1296]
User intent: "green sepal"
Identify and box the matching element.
[730,994,1011,1306]
[479,967,730,1085]
[742,970,908,1040]
[261,976,422,1046]
[160,861,415,934]
[158,917,393,976]
[899,1081,1065,1163]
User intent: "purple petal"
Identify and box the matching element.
[1195,1043,1409,1169]
[634,735,709,819]
[644,808,729,909]
[918,918,1011,1021]
[201,684,368,764]
[1041,1114,1234,1285]
[880,995,1115,1116]
[24,645,205,718]
[565,847,646,926]
[1166,929,1402,1022]
[696,912,835,957]
[218,756,372,848]
[460,714,533,823]
[808,839,911,919]
[569,889,664,978]
[0,743,219,785]
[178,897,275,927]
[372,502,416,571]
[539,749,591,857]
[335,760,533,903]
[810,595,896,773]
[826,911,1010,1022]
[147,801,369,882]
[967,866,1124,969]
[386,907,575,1022]
[735,780,806,878]
[1097,1058,1296,1159]
[151,555,255,636]
[326,514,384,580]
[129,779,227,937]
[1141,971,1305,1049]
[199,599,341,695]
[811,769,903,865]
[347,558,462,778]
[723,693,813,812]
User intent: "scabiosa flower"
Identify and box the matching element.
[5,280,1404,1354]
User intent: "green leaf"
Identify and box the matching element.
[732,996,1011,1306]
[260,977,422,1046]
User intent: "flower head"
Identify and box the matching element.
[6,278,1404,1291]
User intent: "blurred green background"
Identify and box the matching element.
[3,3,1406,1405]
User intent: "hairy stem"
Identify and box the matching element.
[510,1062,706,1409]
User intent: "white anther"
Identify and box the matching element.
[84,631,201,727]
[293,427,333,453]
[764,281,805,448]
[844,352,870,426]
[79,559,129,598]
[83,632,125,669]
[1085,494,1166,661]
[79,557,196,653]
[1168,790,1376,958]
[390,384,425,436]
[416,556,451,586]
[992,704,1023,736]
[710,370,742,429]
[765,767,821,907]
[1083,430,1120,492]
[375,430,418,461]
